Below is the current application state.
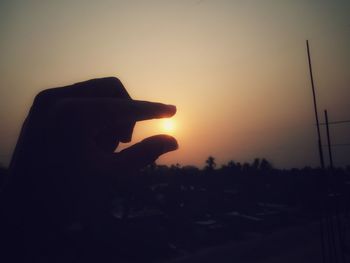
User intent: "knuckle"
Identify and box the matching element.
[32,89,56,109]
[104,76,122,84]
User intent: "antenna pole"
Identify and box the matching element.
[306,40,325,169]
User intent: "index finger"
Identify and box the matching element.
[52,98,176,126]
[123,100,177,122]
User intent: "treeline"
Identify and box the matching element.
[143,156,350,177]
[136,156,350,215]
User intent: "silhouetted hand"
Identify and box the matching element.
[7,77,177,231]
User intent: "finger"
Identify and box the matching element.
[32,77,131,112]
[121,100,177,122]
[113,135,178,170]
[53,98,176,128]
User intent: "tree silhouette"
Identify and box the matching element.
[224,160,240,174]
[205,156,216,172]
[260,158,273,171]
[242,162,251,173]
[252,158,260,171]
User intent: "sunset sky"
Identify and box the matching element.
[1,0,349,168]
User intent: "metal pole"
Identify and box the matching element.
[325,110,347,262]
[324,110,336,262]
[307,40,327,263]
[306,40,325,169]
[324,110,334,169]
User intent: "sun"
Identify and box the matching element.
[162,119,175,133]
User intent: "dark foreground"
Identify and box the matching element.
[1,164,350,262]
[167,221,323,263]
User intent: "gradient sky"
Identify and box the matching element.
[1,0,350,168]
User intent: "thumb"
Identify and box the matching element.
[113,135,178,170]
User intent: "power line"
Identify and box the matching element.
[319,120,350,126]
[323,143,350,147]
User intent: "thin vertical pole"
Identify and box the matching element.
[324,110,336,262]
[325,110,347,262]
[324,110,334,169]
[307,40,327,263]
[306,40,325,169]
